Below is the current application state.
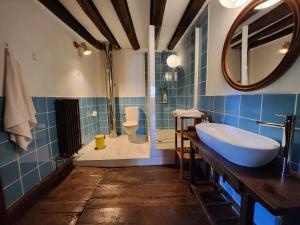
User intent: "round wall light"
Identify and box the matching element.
[166,54,180,68]
[219,0,248,8]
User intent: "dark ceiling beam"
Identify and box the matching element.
[232,15,294,48]
[231,3,291,44]
[167,0,206,50]
[249,26,293,49]
[38,0,104,50]
[77,0,121,50]
[150,0,167,41]
[111,0,140,50]
[248,15,294,43]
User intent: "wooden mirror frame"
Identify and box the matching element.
[222,0,300,92]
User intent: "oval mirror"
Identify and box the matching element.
[222,0,300,91]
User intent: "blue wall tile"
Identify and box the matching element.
[47,112,56,127]
[37,144,51,165]
[262,94,296,124]
[35,114,48,131]
[214,96,225,113]
[225,95,240,116]
[213,112,224,123]
[39,161,53,179]
[239,118,259,133]
[19,151,38,176]
[0,141,17,166]
[35,129,49,148]
[51,140,59,157]
[3,180,23,207]
[206,96,214,111]
[0,160,20,187]
[46,97,56,112]
[33,97,47,114]
[260,126,283,145]
[22,168,40,192]
[224,115,239,127]
[240,95,262,120]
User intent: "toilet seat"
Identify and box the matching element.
[123,121,138,127]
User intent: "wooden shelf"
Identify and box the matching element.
[176,150,201,160]
[191,183,239,225]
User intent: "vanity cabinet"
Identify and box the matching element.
[186,131,300,225]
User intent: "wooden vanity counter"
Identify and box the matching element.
[186,131,300,225]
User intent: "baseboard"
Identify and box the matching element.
[3,158,74,225]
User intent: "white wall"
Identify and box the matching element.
[249,34,291,84]
[112,49,145,97]
[206,0,300,95]
[0,0,106,97]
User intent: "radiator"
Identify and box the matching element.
[55,99,82,157]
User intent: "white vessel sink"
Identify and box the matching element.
[195,123,280,167]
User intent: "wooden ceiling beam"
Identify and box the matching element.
[38,0,104,50]
[150,0,167,41]
[249,26,293,49]
[231,3,291,44]
[77,0,121,50]
[111,0,140,50]
[232,15,294,48]
[167,0,206,50]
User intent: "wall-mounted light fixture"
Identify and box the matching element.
[255,0,281,10]
[219,0,248,8]
[73,41,92,57]
[166,54,180,68]
[279,41,290,54]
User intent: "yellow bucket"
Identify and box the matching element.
[95,134,105,150]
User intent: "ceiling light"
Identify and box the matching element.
[255,0,281,10]
[73,41,92,57]
[219,0,248,8]
[279,41,290,54]
[166,54,180,68]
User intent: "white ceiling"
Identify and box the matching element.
[157,0,190,50]
[59,0,190,51]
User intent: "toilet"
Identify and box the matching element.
[123,106,139,142]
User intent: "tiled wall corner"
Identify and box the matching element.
[0,96,109,208]
[79,97,109,144]
[155,52,177,129]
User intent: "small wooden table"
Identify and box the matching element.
[174,116,201,179]
[186,131,300,225]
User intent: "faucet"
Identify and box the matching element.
[257,114,296,176]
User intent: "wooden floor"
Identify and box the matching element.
[14,166,212,225]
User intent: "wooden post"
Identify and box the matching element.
[180,117,184,179]
[175,117,178,165]
[239,192,255,225]
[190,145,195,185]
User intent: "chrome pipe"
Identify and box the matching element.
[104,43,117,138]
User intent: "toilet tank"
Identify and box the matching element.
[125,106,139,122]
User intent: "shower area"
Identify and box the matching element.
[74,45,151,167]
[154,10,208,151]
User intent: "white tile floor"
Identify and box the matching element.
[74,135,150,167]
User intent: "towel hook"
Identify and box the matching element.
[4,42,8,48]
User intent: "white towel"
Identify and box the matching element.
[172,109,204,118]
[3,48,37,151]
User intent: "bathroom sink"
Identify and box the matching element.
[195,123,280,167]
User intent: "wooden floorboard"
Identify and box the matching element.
[13,166,211,225]
[77,206,211,225]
